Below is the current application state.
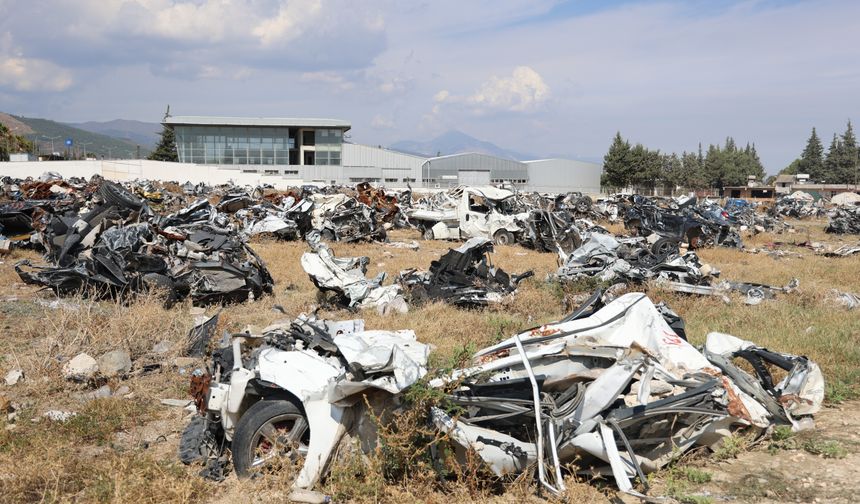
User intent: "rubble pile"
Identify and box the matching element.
[556,231,799,305]
[14,181,274,305]
[825,204,860,234]
[399,237,533,307]
[181,293,824,501]
[300,231,404,310]
[621,194,742,248]
[724,198,791,234]
[771,191,823,218]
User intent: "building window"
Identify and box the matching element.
[284,170,299,175]
[385,178,397,183]
[264,169,278,175]
[302,130,315,146]
[403,178,416,182]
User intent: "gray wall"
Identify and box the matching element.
[422,153,527,187]
[524,159,603,195]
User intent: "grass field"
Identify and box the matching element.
[0,218,857,503]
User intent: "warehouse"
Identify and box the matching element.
[161,115,602,193]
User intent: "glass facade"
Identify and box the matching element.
[174,126,342,166]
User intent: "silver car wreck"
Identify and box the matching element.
[407,186,528,245]
[181,292,823,500]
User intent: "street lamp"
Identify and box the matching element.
[79,142,92,159]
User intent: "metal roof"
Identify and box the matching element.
[164,116,351,130]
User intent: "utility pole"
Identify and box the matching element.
[79,142,92,159]
[43,135,61,156]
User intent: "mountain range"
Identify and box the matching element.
[389,130,537,160]
[0,112,153,158]
[2,112,554,162]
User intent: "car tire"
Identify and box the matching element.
[493,230,514,246]
[232,399,310,479]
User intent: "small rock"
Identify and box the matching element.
[288,489,330,504]
[114,385,130,396]
[84,384,113,401]
[7,411,18,422]
[5,424,15,431]
[62,353,98,381]
[152,341,172,355]
[160,398,192,408]
[43,410,77,422]
[4,369,23,386]
[98,350,132,377]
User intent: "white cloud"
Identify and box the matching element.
[0,33,73,92]
[371,114,395,129]
[431,66,550,119]
[254,0,321,47]
[301,71,355,91]
[467,66,549,112]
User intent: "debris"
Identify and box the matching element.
[301,232,402,309]
[399,237,534,307]
[4,369,23,386]
[13,181,274,306]
[825,205,860,234]
[161,398,194,408]
[830,192,860,206]
[826,289,860,310]
[43,410,78,422]
[97,350,132,377]
[181,293,823,500]
[62,353,98,382]
[186,313,220,357]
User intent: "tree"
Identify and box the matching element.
[601,132,633,190]
[780,158,802,175]
[836,120,858,184]
[823,133,841,183]
[797,127,824,179]
[148,123,178,162]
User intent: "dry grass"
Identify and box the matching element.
[0,220,857,503]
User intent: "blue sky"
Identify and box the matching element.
[0,0,857,171]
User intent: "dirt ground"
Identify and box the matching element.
[0,219,858,503]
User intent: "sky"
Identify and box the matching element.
[0,0,858,172]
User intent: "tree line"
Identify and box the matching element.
[781,121,858,184]
[600,133,765,192]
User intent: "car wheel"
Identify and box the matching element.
[232,400,310,478]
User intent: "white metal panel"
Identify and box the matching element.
[458,170,491,186]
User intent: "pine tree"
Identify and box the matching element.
[798,127,825,179]
[836,120,858,184]
[601,132,632,190]
[823,133,841,183]
[148,124,178,162]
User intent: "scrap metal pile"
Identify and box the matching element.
[771,191,823,219]
[15,181,274,305]
[825,204,860,234]
[556,231,799,305]
[621,194,742,248]
[182,292,823,501]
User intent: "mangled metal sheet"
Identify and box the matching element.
[301,232,402,309]
[399,237,533,307]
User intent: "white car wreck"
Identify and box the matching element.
[180,292,824,501]
[407,186,528,245]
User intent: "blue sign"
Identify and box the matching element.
[65,138,73,147]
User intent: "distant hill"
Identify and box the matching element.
[2,114,150,158]
[390,130,537,161]
[67,119,161,150]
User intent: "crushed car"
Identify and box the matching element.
[407,186,528,245]
[398,237,533,307]
[180,292,823,501]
